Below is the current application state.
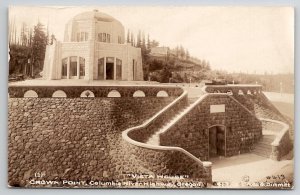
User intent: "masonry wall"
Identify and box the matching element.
[160,95,262,160]
[8,97,175,187]
[121,140,212,184]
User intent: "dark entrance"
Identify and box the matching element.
[106,63,114,80]
[209,126,225,158]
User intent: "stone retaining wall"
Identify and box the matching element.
[160,94,262,160]
[8,85,183,98]
[122,141,212,184]
[204,85,262,95]
[8,97,174,187]
[261,119,293,161]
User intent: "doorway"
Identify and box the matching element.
[106,62,114,80]
[209,126,226,158]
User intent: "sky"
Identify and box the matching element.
[9,6,294,74]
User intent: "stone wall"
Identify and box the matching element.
[8,85,183,98]
[122,91,212,184]
[122,141,212,184]
[261,119,293,161]
[160,94,262,160]
[8,97,175,187]
[127,94,188,143]
[204,85,262,95]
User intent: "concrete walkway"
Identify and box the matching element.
[211,153,293,187]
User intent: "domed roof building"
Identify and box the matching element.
[43,10,143,81]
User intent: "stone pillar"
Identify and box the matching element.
[114,57,116,80]
[67,57,70,79]
[77,56,80,79]
[203,161,212,184]
[104,57,106,80]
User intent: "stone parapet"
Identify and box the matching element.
[8,85,183,98]
[261,118,292,161]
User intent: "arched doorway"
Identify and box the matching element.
[208,125,226,158]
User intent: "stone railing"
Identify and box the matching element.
[260,118,292,161]
[8,85,183,98]
[204,85,262,96]
[122,90,212,183]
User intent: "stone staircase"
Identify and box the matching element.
[252,134,275,158]
[146,98,198,145]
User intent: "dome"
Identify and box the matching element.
[73,10,116,22]
[64,9,125,43]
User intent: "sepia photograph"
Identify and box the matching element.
[7,6,294,189]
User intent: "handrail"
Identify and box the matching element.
[259,118,289,147]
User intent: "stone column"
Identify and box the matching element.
[67,57,70,79]
[77,57,80,79]
[114,57,116,80]
[104,57,106,80]
[203,161,212,184]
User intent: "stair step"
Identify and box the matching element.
[254,145,272,150]
[252,148,272,153]
[252,150,271,158]
[146,99,197,145]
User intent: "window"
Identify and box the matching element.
[79,57,85,77]
[98,58,104,80]
[62,58,67,77]
[77,32,89,42]
[116,58,122,80]
[97,33,111,43]
[118,36,122,44]
[103,33,106,42]
[70,56,77,76]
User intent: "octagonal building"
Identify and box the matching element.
[43,10,143,81]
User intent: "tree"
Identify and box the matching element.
[136,30,142,48]
[31,22,47,77]
[185,49,190,61]
[147,34,151,50]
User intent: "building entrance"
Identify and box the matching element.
[209,126,225,158]
[106,63,114,80]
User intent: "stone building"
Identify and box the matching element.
[43,10,143,81]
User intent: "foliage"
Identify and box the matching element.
[9,21,48,78]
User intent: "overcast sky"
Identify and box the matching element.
[9,6,294,74]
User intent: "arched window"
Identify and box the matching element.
[80,90,95,97]
[133,90,145,97]
[62,58,67,78]
[24,90,38,98]
[157,90,169,97]
[116,58,122,80]
[238,90,244,95]
[227,90,233,95]
[79,57,85,77]
[107,90,121,97]
[52,90,67,98]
